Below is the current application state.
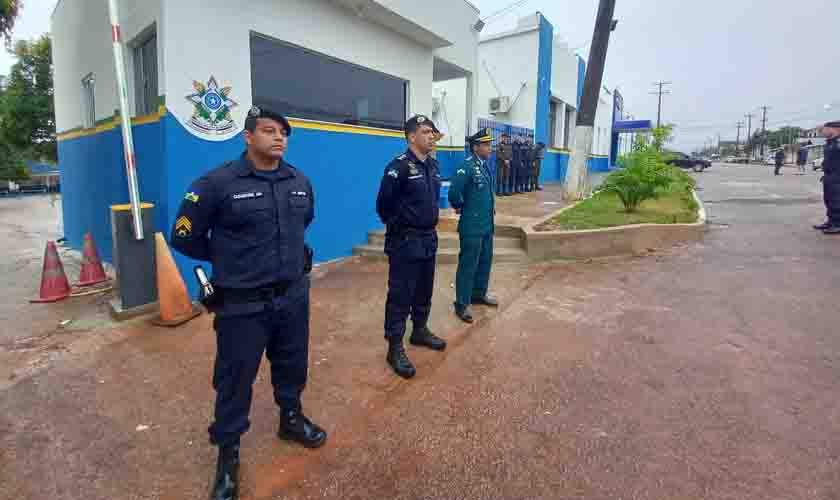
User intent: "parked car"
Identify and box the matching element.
[666,152,711,172]
[813,157,824,171]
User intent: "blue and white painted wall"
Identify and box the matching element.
[53,0,480,294]
[434,12,616,178]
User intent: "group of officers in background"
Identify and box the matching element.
[493,133,546,195]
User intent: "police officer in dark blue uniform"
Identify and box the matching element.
[170,106,326,500]
[815,121,840,234]
[376,115,447,379]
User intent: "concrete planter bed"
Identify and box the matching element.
[523,190,706,261]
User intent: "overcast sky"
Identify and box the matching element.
[3,0,838,152]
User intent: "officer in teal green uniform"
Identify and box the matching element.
[448,128,499,323]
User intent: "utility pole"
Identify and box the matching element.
[745,113,755,159]
[564,0,618,200]
[736,121,744,154]
[650,81,672,128]
[759,105,770,158]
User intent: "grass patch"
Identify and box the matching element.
[537,189,699,231]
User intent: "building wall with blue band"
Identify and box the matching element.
[534,14,554,146]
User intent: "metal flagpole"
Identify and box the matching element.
[107,0,144,240]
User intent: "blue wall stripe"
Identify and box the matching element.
[577,56,586,110]
[534,14,554,146]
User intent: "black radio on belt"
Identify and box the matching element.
[194,265,222,311]
[304,244,313,274]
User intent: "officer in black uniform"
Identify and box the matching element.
[170,106,327,500]
[815,121,840,234]
[511,136,523,194]
[376,115,447,379]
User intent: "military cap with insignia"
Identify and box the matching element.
[825,121,840,129]
[245,105,292,136]
[467,127,494,145]
[404,114,439,134]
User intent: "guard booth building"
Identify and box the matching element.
[52,0,481,293]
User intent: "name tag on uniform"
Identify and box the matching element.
[291,191,308,197]
[408,175,423,180]
[232,191,264,200]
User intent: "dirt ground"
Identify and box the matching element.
[2,166,840,499]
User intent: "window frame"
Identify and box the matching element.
[249,31,408,131]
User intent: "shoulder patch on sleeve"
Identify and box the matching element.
[388,169,399,178]
[456,169,466,175]
[175,216,192,238]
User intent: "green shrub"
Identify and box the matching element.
[601,148,673,212]
[603,125,695,212]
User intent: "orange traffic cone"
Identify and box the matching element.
[151,232,201,327]
[31,241,72,303]
[77,233,108,286]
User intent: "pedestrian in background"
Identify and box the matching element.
[796,142,810,175]
[774,149,785,176]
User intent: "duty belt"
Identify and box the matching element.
[222,281,294,302]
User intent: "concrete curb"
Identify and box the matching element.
[523,190,706,261]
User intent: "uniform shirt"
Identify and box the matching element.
[376,149,441,230]
[170,153,314,289]
[825,137,840,175]
[496,143,513,162]
[448,155,495,236]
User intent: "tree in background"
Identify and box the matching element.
[0,34,54,180]
[0,0,22,46]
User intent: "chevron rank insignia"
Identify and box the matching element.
[184,192,199,203]
[175,216,192,237]
[457,169,466,175]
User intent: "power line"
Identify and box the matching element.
[650,81,672,128]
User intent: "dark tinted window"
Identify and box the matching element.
[250,33,407,130]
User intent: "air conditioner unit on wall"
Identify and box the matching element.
[489,96,511,114]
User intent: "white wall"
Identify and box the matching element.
[475,26,539,129]
[593,87,614,156]
[163,0,434,141]
[432,78,469,146]
[52,0,162,132]
[427,0,480,76]
[550,38,578,106]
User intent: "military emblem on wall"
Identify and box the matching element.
[185,76,238,136]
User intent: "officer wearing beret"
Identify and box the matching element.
[376,115,447,379]
[815,121,840,234]
[495,133,513,196]
[170,105,326,500]
[448,128,499,323]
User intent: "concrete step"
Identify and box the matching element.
[366,230,523,250]
[352,244,528,264]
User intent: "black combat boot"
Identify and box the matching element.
[454,302,474,323]
[471,295,499,307]
[815,221,832,230]
[386,340,416,379]
[823,226,840,235]
[409,325,447,351]
[209,444,239,500]
[278,408,328,449]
